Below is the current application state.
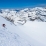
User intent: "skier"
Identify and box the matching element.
[2,24,6,28]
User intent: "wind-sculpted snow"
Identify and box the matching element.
[0,7,46,25]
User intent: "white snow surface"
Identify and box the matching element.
[0,16,31,46]
[0,7,46,46]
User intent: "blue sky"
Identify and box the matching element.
[0,0,46,9]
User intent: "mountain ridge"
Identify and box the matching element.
[0,7,46,25]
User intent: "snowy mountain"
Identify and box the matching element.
[0,7,46,46]
[0,7,46,25]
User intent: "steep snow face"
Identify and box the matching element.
[0,7,46,25]
[0,16,31,46]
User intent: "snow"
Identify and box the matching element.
[0,7,46,25]
[18,21,46,46]
[0,7,46,46]
[0,16,31,46]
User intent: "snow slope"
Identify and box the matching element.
[19,21,46,46]
[0,15,46,46]
[0,16,31,46]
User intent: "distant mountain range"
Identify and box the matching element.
[0,7,46,25]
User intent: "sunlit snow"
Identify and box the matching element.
[0,7,46,46]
